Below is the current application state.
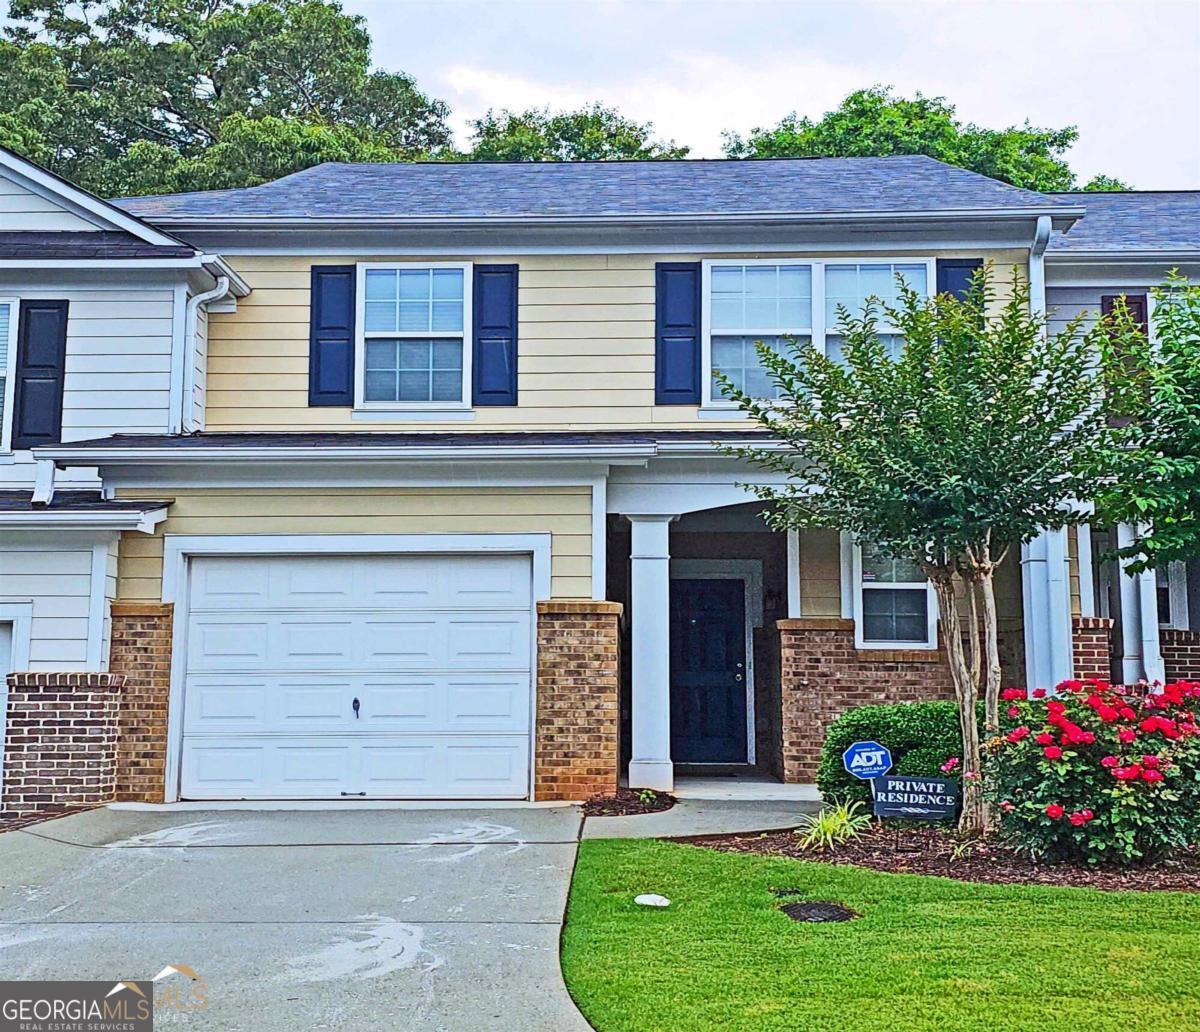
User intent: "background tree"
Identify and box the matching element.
[465,103,688,161]
[723,86,1129,192]
[1096,275,1200,571]
[723,269,1117,834]
[1,0,451,195]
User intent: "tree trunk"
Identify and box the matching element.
[978,564,1003,735]
[932,575,987,837]
[966,578,982,693]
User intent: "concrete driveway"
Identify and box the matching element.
[0,806,590,1031]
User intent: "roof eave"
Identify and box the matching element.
[0,507,170,533]
[1046,249,1200,263]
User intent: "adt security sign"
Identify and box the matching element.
[842,741,893,780]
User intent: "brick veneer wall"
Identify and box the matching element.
[109,603,174,803]
[1071,616,1115,682]
[534,600,622,801]
[777,618,956,783]
[1162,629,1200,682]
[1,672,125,818]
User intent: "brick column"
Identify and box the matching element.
[1162,629,1200,682]
[2,672,125,819]
[534,600,622,801]
[777,618,955,783]
[1072,616,1115,682]
[109,603,174,803]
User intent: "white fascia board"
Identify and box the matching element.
[1046,250,1200,263]
[0,507,168,533]
[0,258,206,270]
[38,443,662,466]
[0,149,192,249]
[141,206,1084,230]
[198,256,251,296]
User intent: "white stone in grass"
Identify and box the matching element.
[634,893,671,908]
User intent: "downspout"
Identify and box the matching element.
[181,276,230,433]
[1028,214,1052,316]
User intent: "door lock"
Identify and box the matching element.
[352,697,361,719]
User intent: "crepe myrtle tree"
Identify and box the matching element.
[1095,273,1200,572]
[719,267,1119,835]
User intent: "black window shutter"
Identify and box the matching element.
[655,262,701,405]
[308,265,356,406]
[935,258,983,301]
[1101,294,1148,333]
[472,264,519,406]
[11,299,68,450]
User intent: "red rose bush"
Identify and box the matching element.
[987,679,1200,865]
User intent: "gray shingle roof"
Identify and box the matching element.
[0,231,196,259]
[114,156,1067,221]
[1047,191,1200,253]
[0,490,170,513]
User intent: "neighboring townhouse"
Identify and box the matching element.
[0,147,1196,811]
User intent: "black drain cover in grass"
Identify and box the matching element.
[779,900,858,923]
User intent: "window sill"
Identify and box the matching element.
[351,408,476,422]
[697,406,751,421]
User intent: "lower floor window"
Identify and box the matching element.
[857,542,936,647]
[711,335,798,399]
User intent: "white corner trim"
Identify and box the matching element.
[1076,524,1096,619]
[0,297,17,454]
[591,476,608,601]
[86,540,112,670]
[0,602,33,671]
[786,529,801,618]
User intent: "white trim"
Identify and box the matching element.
[670,558,761,765]
[700,257,935,409]
[1029,215,1052,317]
[591,477,608,602]
[159,532,552,803]
[0,297,17,454]
[181,276,231,433]
[1077,524,1096,619]
[0,507,167,532]
[86,539,111,670]
[849,540,938,650]
[839,531,855,620]
[786,529,801,617]
[0,150,187,248]
[354,262,473,413]
[0,601,33,801]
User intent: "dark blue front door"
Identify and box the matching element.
[670,578,747,763]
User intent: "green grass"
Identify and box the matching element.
[562,840,1200,1032]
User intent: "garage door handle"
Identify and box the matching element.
[352,697,361,719]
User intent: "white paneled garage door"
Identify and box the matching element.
[179,553,533,799]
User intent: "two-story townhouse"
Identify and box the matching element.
[1,148,1196,811]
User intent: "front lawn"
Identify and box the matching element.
[562,839,1200,1032]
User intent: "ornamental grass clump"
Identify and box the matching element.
[987,679,1200,865]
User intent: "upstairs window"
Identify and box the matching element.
[854,541,938,649]
[703,259,932,405]
[0,299,16,452]
[357,264,471,408]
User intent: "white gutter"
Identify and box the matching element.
[0,507,169,533]
[181,276,230,433]
[1029,214,1052,317]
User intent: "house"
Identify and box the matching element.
[0,148,1197,811]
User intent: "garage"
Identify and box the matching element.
[178,552,533,799]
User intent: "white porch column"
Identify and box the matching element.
[627,514,675,791]
[1022,527,1073,690]
[1116,523,1165,683]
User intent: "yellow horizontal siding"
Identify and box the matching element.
[207,251,1026,432]
[799,528,842,617]
[116,486,593,602]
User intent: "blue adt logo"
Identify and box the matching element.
[842,741,893,780]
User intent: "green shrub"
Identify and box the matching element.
[817,701,968,807]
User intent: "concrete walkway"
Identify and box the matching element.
[0,806,590,1032]
[582,797,819,839]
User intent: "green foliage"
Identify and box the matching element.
[1,0,451,195]
[817,701,967,807]
[794,801,872,852]
[1095,273,1200,571]
[1081,173,1132,191]
[723,85,1126,191]
[637,788,659,807]
[465,103,688,162]
[988,682,1200,865]
[724,266,1117,577]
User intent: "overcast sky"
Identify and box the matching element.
[345,0,1200,189]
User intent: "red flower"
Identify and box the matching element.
[1035,732,1055,746]
[1058,680,1085,694]
[1001,687,1027,701]
[1142,755,1161,769]
[1114,765,1143,781]
[1143,769,1165,783]
[1006,726,1031,744]
[1045,803,1064,819]
[1047,700,1066,717]
[1118,728,1137,744]
[1069,811,1090,826]
[1008,705,1021,718]
[1101,755,1119,768]
[1043,746,1063,760]
[1000,800,1015,813]
[1032,688,1047,699]
[1119,707,1137,721]
[1080,809,1094,821]
[1096,705,1119,723]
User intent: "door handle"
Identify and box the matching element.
[352,697,361,719]
[734,674,744,682]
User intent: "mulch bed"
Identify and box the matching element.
[689,823,1200,892]
[583,788,677,817]
[0,806,95,835]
